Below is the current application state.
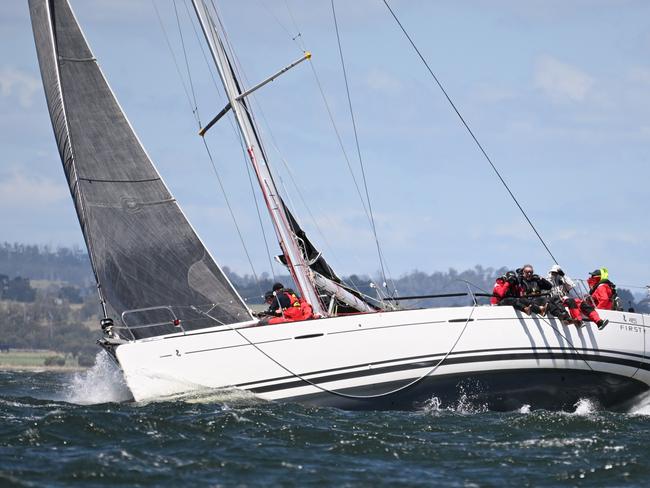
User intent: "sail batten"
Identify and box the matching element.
[29,0,252,338]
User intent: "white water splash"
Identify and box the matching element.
[455,393,488,414]
[572,398,598,416]
[65,351,132,404]
[519,404,531,414]
[421,394,488,414]
[627,391,650,415]
[422,396,442,413]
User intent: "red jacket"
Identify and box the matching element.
[269,292,314,323]
[491,278,512,305]
[588,277,614,310]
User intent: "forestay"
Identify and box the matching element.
[29,0,252,339]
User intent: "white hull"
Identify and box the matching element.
[110,306,649,410]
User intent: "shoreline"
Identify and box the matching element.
[0,364,88,373]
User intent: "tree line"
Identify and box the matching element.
[0,243,648,365]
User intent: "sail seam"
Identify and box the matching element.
[58,55,95,62]
[88,198,176,208]
[79,177,161,183]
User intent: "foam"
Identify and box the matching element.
[65,351,132,404]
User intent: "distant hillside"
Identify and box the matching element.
[1,242,647,311]
[0,243,93,286]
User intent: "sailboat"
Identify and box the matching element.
[29,0,650,411]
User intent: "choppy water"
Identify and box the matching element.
[2,353,650,486]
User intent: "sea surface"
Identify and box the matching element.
[2,353,650,487]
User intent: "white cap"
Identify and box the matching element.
[549,264,563,274]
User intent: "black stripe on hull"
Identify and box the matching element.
[244,350,647,394]
[278,368,648,412]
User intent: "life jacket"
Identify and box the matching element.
[520,275,551,297]
[299,298,314,320]
[521,278,540,296]
[284,290,317,320]
[491,278,518,304]
[589,279,618,310]
[283,290,301,308]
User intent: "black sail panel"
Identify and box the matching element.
[29,0,252,338]
[281,200,377,310]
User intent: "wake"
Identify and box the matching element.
[627,391,650,415]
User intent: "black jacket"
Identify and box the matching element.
[520,274,552,296]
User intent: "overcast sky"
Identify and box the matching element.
[1,1,649,295]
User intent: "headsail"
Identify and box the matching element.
[29,0,253,338]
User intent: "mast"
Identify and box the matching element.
[191,0,326,316]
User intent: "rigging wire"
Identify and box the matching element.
[253,123,352,283]
[247,1,397,300]
[209,1,362,296]
[182,0,223,93]
[249,8,385,297]
[381,0,559,265]
[331,0,393,294]
[173,0,201,125]
[200,137,264,294]
[156,1,265,299]
[283,0,306,50]
[257,0,298,46]
[234,125,279,282]
[274,2,378,236]
[207,2,296,282]
[234,3,381,297]
[152,1,198,124]
[280,1,398,298]
[183,0,279,283]
[537,315,595,372]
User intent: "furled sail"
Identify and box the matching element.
[29,0,252,338]
[280,202,378,311]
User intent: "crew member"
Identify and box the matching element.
[264,283,292,317]
[547,265,608,329]
[517,264,549,316]
[492,270,532,315]
[544,264,574,324]
[588,268,618,311]
[259,282,314,325]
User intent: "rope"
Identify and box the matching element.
[381,0,559,265]
[198,305,477,400]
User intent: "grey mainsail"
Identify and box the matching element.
[29,0,252,338]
